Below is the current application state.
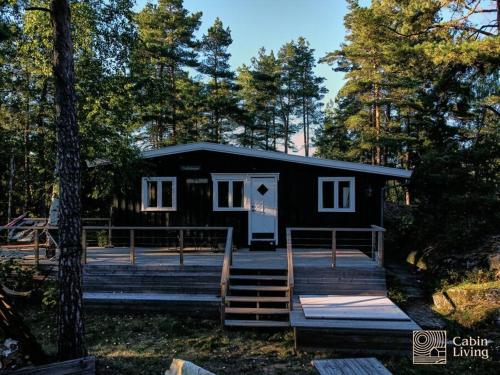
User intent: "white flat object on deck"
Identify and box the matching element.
[313,358,392,375]
[165,358,215,375]
[300,295,411,321]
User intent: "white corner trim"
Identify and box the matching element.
[141,177,177,212]
[318,177,356,213]
[138,143,412,178]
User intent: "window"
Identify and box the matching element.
[318,177,355,212]
[213,178,246,211]
[141,177,177,211]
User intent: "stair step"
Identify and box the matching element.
[230,266,286,271]
[224,319,289,327]
[229,285,289,291]
[225,296,290,302]
[229,275,287,281]
[225,307,289,314]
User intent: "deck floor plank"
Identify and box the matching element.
[313,358,392,375]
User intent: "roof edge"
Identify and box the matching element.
[139,142,412,179]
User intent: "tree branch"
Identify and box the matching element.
[482,104,500,117]
[25,6,52,13]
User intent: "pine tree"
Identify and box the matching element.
[199,17,238,143]
[133,0,201,146]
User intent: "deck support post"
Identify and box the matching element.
[130,229,135,265]
[331,229,337,269]
[179,229,184,265]
[377,231,384,266]
[371,231,376,260]
[81,229,87,265]
[34,229,39,269]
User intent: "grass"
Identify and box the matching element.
[7,306,496,374]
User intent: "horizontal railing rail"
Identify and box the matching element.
[286,226,385,269]
[0,225,233,268]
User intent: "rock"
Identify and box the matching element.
[165,359,215,375]
[489,253,500,276]
[432,292,455,314]
[406,251,428,270]
[446,286,500,307]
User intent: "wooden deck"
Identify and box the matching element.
[3,246,377,269]
[2,244,418,353]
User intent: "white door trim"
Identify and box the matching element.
[210,173,279,245]
[248,175,279,245]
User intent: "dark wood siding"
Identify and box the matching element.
[105,150,388,247]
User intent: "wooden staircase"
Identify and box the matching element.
[222,266,291,328]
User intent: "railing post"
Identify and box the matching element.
[81,229,87,265]
[331,229,337,269]
[377,231,384,266]
[34,229,39,269]
[130,229,135,265]
[107,218,113,247]
[371,230,376,260]
[228,229,233,265]
[179,229,184,265]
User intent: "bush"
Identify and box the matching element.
[0,258,36,293]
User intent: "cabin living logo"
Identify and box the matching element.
[413,330,491,365]
[413,330,447,364]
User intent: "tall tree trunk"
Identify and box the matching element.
[170,64,177,144]
[7,153,15,223]
[303,97,308,156]
[50,0,86,360]
[374,83,381,165]
[23,74,31,213]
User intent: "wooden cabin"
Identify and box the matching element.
[102,142,411,248]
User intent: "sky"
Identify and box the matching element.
[135,0,349,103]
[134,0,352,153]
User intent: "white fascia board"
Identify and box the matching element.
[140,142,412,179]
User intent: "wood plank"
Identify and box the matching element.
[225,307,289,314]
[229,285,288,291]
[83,292,220,302]
[313,358,391,375]
[225,296,290,302]
[4,356,95,375]
[229,275,287,280]
[299,295,411,321]
[290,310,420,331]
[224,319,289,327]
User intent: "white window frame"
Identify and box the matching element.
[318,177,355,212]
[212,174,248,212]
[141,177,177,211]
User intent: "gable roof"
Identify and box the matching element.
[140,142,412,179]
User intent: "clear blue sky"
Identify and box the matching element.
[135,0,350,103]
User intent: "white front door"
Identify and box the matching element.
[249,177,278,244]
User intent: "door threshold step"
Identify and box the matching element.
[225,307,289,314]
[224,319,289,327]
[229,275,287,281]
[225,296,290,302]
[229,285,288,291]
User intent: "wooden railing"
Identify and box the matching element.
[1,225,231,268]
[286,228,295,310]
[220,227,234,324]
[286,225,386,269]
